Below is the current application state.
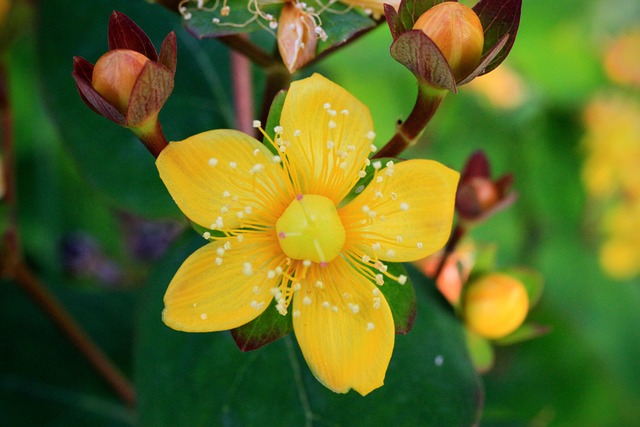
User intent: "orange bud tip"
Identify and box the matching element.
[91,49,150,114]
[413,2,484,81]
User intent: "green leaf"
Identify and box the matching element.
[465,329,495,373]
[231,296,293,351]
[136,236,483,426]
[183,1,283,37]
[183,0,376,61]
[501,266,544,308]
[315,5,377,56]
[262,89,287,147]
[493,322,551,346]
[38,0,232,217]
[376,262,416,334]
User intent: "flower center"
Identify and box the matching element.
[276,194,345,264]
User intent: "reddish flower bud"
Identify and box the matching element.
[72,12,177,129]
[413,2,484,81]
[456,151,517,224]
[72,11,177,157]
[92,49,151,115]
[462,273,529,339]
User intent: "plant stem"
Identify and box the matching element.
[219,34,275,69]
[231,35,255,135]
[434,222,467,280]
[131,117,169,158]
[374,84,446,159]
[1,60,136,408]
[11,262,137,407]
[259,62,291,127]
[1,62,20,262]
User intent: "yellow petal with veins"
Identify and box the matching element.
[163,235,285,332]
[342,159,459,262]
[156,129,289,231]
[292,256,394,395]
[280,74,374,204]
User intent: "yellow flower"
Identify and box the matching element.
[156,74,459,395]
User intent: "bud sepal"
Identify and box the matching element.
[72,11,177,157]
[385,0,521,90]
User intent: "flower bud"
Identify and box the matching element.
[91,49,150,115]
[277,3,318,73]
[413,2,484,81]
[462,273,528,339]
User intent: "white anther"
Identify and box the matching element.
[398,275,407,285]
[242,262,253,276]
[302,296,312,305]
[208,158,218,167]
[252,120,261,128]
[400,202,410,211]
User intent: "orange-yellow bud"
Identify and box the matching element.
[91,49,150,114]
[277,3,318,73]
[462,273,529,339]
[413,2,484,81]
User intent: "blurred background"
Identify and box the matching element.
[1,0,639,425]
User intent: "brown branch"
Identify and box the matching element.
[1,62,20,261]
[1,61,136,408]
[11,262,137,407]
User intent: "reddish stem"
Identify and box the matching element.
[231,35,255,135]
[1,60,136,407]
[375,84,446,159]
[12,263,137,407]
[1,62,20,261]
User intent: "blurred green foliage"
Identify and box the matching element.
[1,0,639,426]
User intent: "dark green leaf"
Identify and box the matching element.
[315,5,376,56]
[231,297,293,351]
[38,0,232,217]
[136,236,483,426]
[183,0,283,37]
[376,262,416,334]
[262,89,287,148]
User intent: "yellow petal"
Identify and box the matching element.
[292,256,394,395]
[156,129,289,230]
[340,0,399,18]
[341,159,459,262]
[280,74,375,204]
[163,234,284,332]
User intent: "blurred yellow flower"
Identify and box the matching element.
[599,202,640,279]
[604,29,640,88]
[156,74,459,395]
[582,94,640,279]
[466,65,527,110]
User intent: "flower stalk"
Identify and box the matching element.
[374,84,445,158]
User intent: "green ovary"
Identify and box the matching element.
[276,194,346,264]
